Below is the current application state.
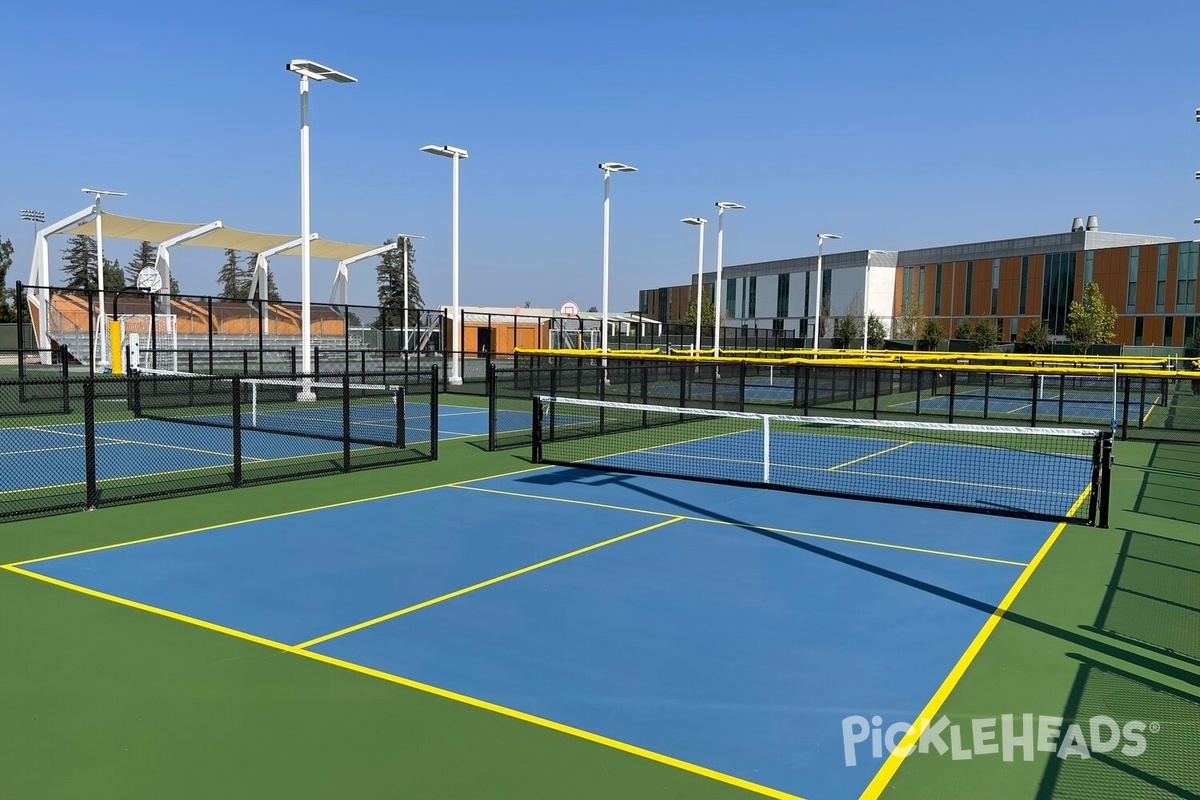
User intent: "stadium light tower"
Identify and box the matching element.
[285,58,356,399]
[421,144,469,385]
[713,202,745,360]
[813,232,841,352]
[598,162,637,380]
[20,209,45,242]
[682,217,708,357]
[81,188,127,368]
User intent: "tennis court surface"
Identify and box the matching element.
[9,462,1069,799]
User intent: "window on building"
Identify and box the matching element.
[1134,316,1144,346]
[991,259,1000,315]
[658,291,667,326]
[1177,242,1198,309]
[934,263,943,316]
[804,272,811,318]
[772,318,785,337]
[1084,250,1094,285]
[1010,317,1018,341]
[964,261,974,316]
[1041,252,1077,335]
[1156,245,1169,313]
[777,273,790,318]
[747,277,757,318]
[902,267,913,301]
[918,265,926,308]
[1164,316,1175,345]
[1185,315,1197,345]
[1127,248,1139,313]
[725,278,736,319]
[821,271,833,317]
[1019,257,1029,315]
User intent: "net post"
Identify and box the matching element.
[60,344,71,412]
[947,370,956,424]
[872,369,881,419]
[232,377,243,488]
[83,378,98,510]
[396,385,407,449]
[549,366,559,438]
[851,368,859,413]
[131,368,143,416]
[1121,377,1131,439]
[342,372,352,472]
[792,365,802,411]
[429,365,439,460]
[983,370,991,418]
[1087,432,1101,525]
[914,369,922,415]
[678,363,687,409]
[1057,373,1066,423]
[486,361,497,451]
[1098,431,1113,528]
[1029,373,1038,427]
[640,363,649,428]
[762,415,771,484]
[531,397,544,463]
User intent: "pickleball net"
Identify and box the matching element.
[532,396,1111,526]
[130,369,429,448]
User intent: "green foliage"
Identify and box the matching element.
[953,318,972,340]
[125,241,157,286]
[832,315,860,349]
[897,288,924,339]
[683,291,716,328]
[103,257,125,291]
[867,313,888,349]
[375,237,423,328]
[918,318,945,350]
[217,248,246,298]
[61,234,97,289]
[966,318,999,351]
[170,275,181,296]
[1018,320,1052,353]
[0,234,13,322]
[1064,282,1119,354]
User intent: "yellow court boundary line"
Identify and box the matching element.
[454,485,1028,567]
[2,558,800,800]
[294,516,685,649]
[4,463,553,568]
[857,486,1091,799]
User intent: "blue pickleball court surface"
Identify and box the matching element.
[19,465,1066,799]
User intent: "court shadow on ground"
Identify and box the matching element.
[1085,529,1200,667]
[1035,654,1200,800]
[1129,442,1200,523]
[515,469,1200,689]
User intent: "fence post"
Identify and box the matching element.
[1121,378,1131,440]
[342,372,351,472]
[872,369,881,419]
[738,361,747,413]
[60,344,71,413]
[83,379,98,510]
[207,296,215,374]
[86,288,96,378]
[232,377,243,488]
[487,362,497,451]
[429,365,440,460]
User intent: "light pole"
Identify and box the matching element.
[81,188,127,368]
[813,232,841,352]
[713,202,745,360]
[598,162,637,379]
[682,217,707,356]
[20,209,44,245]
[286,59,356,399]
[421,144,469,385]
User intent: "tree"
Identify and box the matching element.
[523,300,532,309]
[967,318,999,351]
[103,257,125,291]
[832,315,860,349]
[918,319,945,350]
[953,318,972,340]
[683,293,716,328]
[241,253,281,301]
[265,269,281,301]
[375,237,423,328]
[217,248,246,299]
[62,234,97,289]
[170,275,181,296]
[1018,320,1051,353]
[0,234,13,322]
[126,241,157,286]
[1064,282,1119,354]
[587,305,598,313]
[896,288,924,339]
[867,312,887,349]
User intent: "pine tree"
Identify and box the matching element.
[266,270,282,301]
[62,234,97,289]
[375,237,422,327]
[217,248,245,299]
[170,275,181,296]
[126,241,157,286]
[103,256,126,290]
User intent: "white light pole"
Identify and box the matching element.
[813,232,841,352]
[286,59,356,399]
[421,144,469,384]
[713,202,745,360]
[81,188,127,368]
[682,217,708,356]
[598,162,637,379]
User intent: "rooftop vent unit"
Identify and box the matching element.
[1071,217,1085,232]
[1086,215,1099,231]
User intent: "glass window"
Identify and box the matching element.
[991,259,1000,315]
[1164,316,1174,345]
[748,276,757,318]
[1176,242,1197,310]
[777,273,790,318]
[1157,245,1169,280]
[1010,317,1018,340]
[1041,252,1076,335]
[934,264,942,316]
[1127,249,1139,314]
[1185,315,1197,344]
[725,278,736,319]
[821,270,833,317]
[1156,281,1166,313]
[1084,251,1094,285]
[804,271,811,318]
[902,266,913,304]
[919,265,926,308]
[964,261,974,316]
[1019,257,1029,315]
[1134,316,1144,346]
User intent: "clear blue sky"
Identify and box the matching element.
[2,0,1198,312]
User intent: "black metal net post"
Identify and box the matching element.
[487,361,498,451]
[396,385,407,448]
[231,376,243,488]
[83,378,98,509]
[430,365,440,460]
[342,372,352,472]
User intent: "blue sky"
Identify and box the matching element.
[2,0,1198,312]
